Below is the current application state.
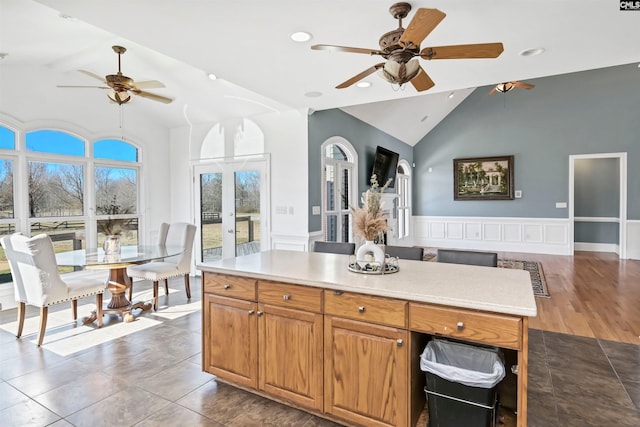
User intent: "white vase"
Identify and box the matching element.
[103,235,121,255]
[356,240,385,267]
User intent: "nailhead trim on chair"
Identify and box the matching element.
[18,289,106,307]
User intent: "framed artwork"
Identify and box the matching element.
[453,155,514,200]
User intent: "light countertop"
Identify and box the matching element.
[198,250,537,317]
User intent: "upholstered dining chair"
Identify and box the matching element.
[313,241,356,255]
[436,248,498,267]
[0,233,106,347]
[384,245,424,261]
[126,222,196,310]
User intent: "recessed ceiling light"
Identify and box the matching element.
[207,73,217,81]
[0,53,7,60]
[290,31,312,42]
[304,91,322,98]
[58,13,75,20]
[520,47,545,57]
[448,92,455,99]
[356,81,372,88]
[420,115,429,122]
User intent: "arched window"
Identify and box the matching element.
[396,160,412,240]
[0,125,142,283]
[321,137,358,242]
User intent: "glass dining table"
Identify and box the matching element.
[56,245,185,323]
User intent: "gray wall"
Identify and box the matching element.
[574,157,620,244]
[413,63,640,220]
[308,109,413,232]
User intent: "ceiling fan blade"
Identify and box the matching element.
[311,44,384,56]
[132,89,173,104]
[57,85,110,89]
[78,70,107,83]
[336,63,385,89]
[399,8,446,48]
[410,66,435,92]
[512,81,535,89]
[420,43,504,60]
[488,86,498,95]
[132,80,165,89]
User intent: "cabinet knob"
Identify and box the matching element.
[358,306,366,313]
[457,321,464,331]
[257,311,263,317]
[223,284,231,290]
[397,339,403,347]
[248,310,255,315]
[283,294,291,301]
[333,290,343,296]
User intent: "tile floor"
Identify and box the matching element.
[0,276,639,426]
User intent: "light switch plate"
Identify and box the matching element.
[556,202,567,208]
[312,206,321,215]
[515,190,522,198]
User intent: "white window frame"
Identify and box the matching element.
[396,159,412,241]
[320,137,358,243]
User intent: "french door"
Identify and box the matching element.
[194,157,268,262]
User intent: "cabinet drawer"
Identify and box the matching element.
[203,273,257,301]
[325,291,407,328]
[258,281,323,312]
[409,303,522,349]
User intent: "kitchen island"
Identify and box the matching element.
[198,249,536,427]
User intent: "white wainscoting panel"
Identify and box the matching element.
[271,234,310,252]
[483,223,502,241]
[626,220,640,260]
[465,223,482,240]
[413,216,572,255]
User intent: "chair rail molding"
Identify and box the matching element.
[413,216,572,255]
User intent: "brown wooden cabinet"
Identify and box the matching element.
[258,280,324,411]
[203,293,258,389]
[201,266,530,427]
[324,316,408,427]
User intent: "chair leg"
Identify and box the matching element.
[71,299,78,321]
[37,306,48,347]
[129,282,133,301]
[16,302,25,339]
[184,274,191,299]
[164,279,169,295]
[153,281,159,311]
[96,293,103,328]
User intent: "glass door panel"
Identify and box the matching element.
[200,172,223,262]
[234,170,261,257]
[195,157,267,262]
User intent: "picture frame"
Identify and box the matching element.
[453,155,514,200]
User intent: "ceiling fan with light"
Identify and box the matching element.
[57,45,173,105]
[311,2,504,92]
[489,81,535,95]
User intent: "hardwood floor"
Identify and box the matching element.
[494,249,640,344]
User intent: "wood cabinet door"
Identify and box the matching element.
[203,294,258,389]
[258,303,324,411]
[324,316,408,427]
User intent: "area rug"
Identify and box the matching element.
[423,252,550,298]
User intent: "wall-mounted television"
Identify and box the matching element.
[370,146,399,189]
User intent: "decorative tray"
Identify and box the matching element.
[348,261,399,275]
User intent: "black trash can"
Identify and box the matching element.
[420,339,505,427]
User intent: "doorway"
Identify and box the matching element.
[569,153,627,258]
[194,156,269,262]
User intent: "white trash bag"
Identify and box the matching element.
[420,339,506,389]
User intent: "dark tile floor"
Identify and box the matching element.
[0,276,638,426]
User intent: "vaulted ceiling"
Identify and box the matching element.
[2,0,639,145]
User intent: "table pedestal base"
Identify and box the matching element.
[82,266,153,324]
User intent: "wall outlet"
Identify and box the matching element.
[288,206,294,215]
[555,202,567,208]
[515,190,522,198]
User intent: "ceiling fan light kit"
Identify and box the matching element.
[57,45,173,105]
[311,2,504,92]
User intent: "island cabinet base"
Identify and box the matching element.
[201,271,529,427]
